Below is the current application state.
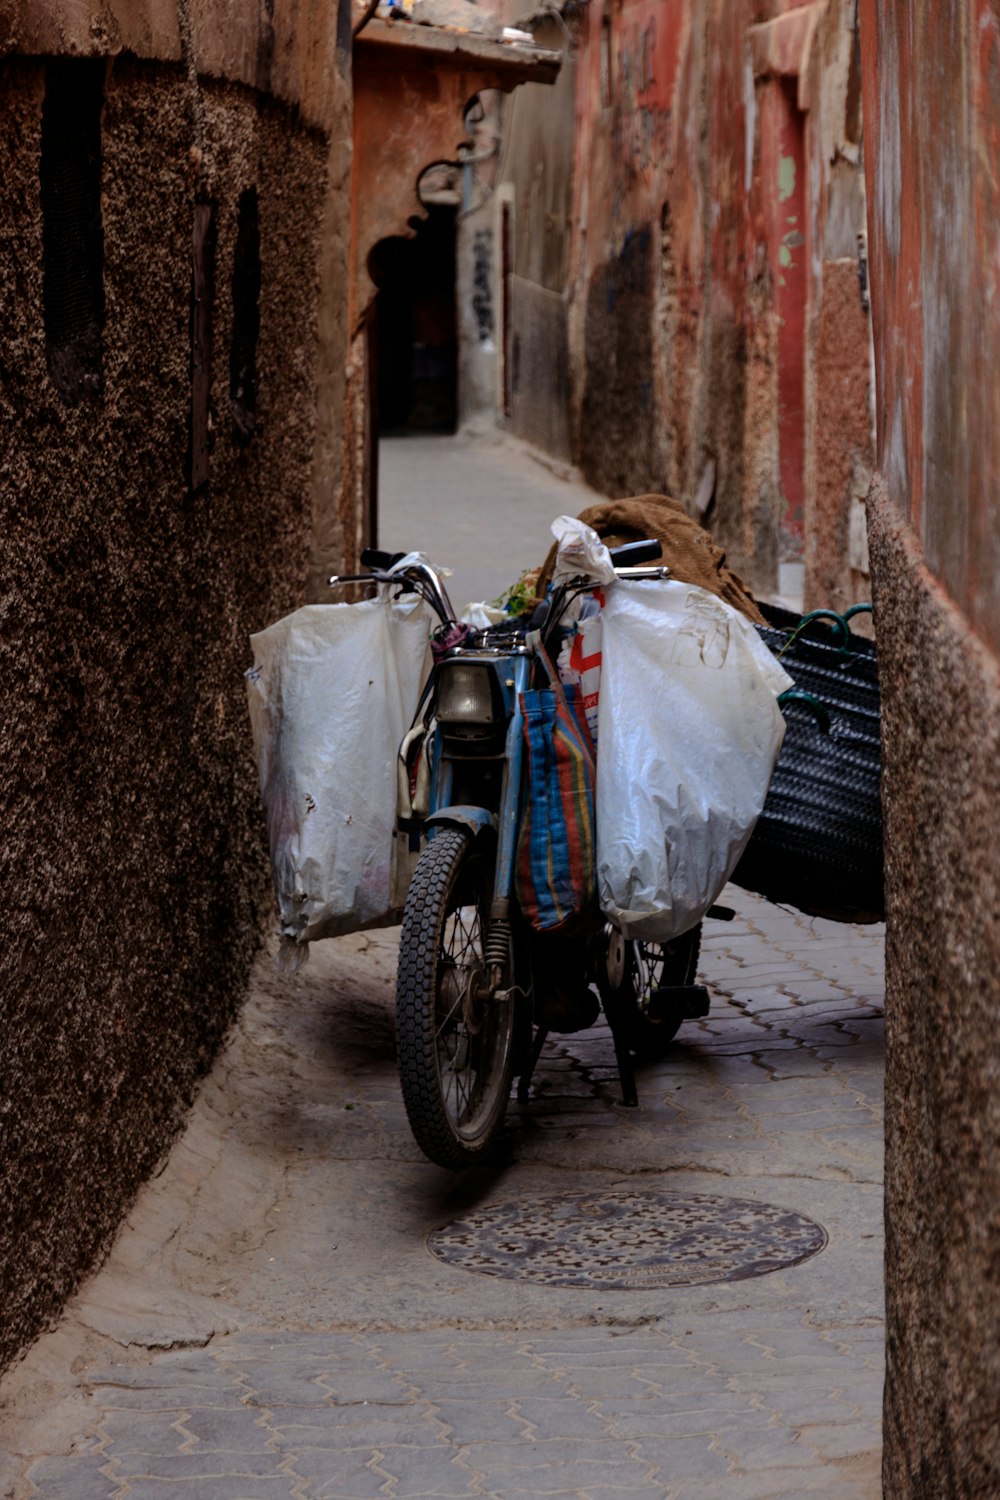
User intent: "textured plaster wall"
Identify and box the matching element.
[565,0,777,581]
[868,481,1000,1498]
[799,0,874,615]
[0,0,348,133]
[457,198,502,432]
[501,17,576,459]
[454,22,575,450]
[804,257,872,614]
[508,276,572,459]
[860,2,1000,1493]
[0,50,347,1372]
[494,0,870,602]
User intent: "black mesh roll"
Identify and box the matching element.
[732,604,884,923]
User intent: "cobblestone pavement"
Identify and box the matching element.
[1,437,881,1497]
[2,888,885,1500]
[378,433,603,609]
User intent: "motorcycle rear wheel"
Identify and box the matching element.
[597,924,702,1060]
[396,828,517,1170]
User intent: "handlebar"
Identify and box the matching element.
[536,543,670,649]
[329,539,668,642]
[328,554,456,626]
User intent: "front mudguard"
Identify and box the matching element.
[424,806,498,842]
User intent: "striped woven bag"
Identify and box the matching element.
[514,639,598,934]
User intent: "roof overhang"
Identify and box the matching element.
[351,16,561,320]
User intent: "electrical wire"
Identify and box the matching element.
[353,0,380,39]
[457,93,510,221]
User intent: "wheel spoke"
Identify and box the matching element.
[434,989,464,1039]
[396,829,518,1168]
[636,943,665,1015]
[594,924,701,1065]
[434,893,492,1128]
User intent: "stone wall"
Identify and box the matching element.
[867,483,1000,1498]
[502,15,576,462]
[453,18,576,456]
[0,44,349,1373]
[490,0,873,606]
[860,2,1000,1492]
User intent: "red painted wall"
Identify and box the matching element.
[496,0,872,600]
[861,0,1000,653]
[569,0,767,569]
[561,0,872,591]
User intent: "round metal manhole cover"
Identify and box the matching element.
[428,1190,827,1289]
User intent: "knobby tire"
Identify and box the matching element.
[396,828,516,1170]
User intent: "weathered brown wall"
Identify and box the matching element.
[503,16,576,461]
[805,258,872,614]
[860,3,1000,1493]
[496,0,872,605]
[868,482,1000,1498]
[0,40,350,1372]
[562,0,787,583]
[862,0,1000,655]
[570,0,711,511]
[798,0,874,618]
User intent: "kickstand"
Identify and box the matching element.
[604,1006,639,1108]
[517,1026,549,1101]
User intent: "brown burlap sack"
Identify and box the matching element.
[536,495,764,625]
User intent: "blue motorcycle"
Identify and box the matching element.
[330,545,709,1169]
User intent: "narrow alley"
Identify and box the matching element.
[1,438,885,1500]
[6,0,1000,1492]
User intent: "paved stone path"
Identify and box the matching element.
[379,432,603,609]
[25,1319,882,1500]
[3,888,884,1500]
[1,436,881,1498]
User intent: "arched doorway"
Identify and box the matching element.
[370,202,458,436]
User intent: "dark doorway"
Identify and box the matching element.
[371,204,458,434]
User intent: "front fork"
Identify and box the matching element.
[485,653,531,990]
[426,653,531,996]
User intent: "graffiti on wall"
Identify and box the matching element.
[472,228,494,345]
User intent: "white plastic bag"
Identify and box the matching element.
[246,594,431,954]
[596,581,792,942]
[460,601,507,629]
[550,515,617,587]
[556,608,604,747]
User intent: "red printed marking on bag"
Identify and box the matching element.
[569,633,602,674]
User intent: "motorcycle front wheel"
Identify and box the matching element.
[396,827,517,1170]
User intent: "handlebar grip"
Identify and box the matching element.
[360,547,406,571]
[608,538,663,567]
